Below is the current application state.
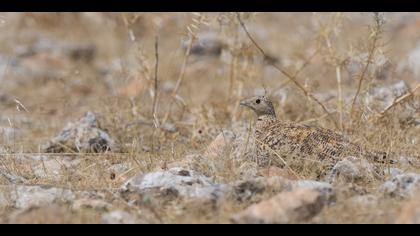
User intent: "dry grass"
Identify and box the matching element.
[0,12,419,223]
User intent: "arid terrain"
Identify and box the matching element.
[0,12,419,224]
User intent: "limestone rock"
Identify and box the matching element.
[327,156,377,184]
[43,112,118,153]
[121,167,230,202]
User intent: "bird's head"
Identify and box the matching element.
[240,95,276,117]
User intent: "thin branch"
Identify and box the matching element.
[161,13,200,124]
[236,13,338,128]
[350,13,384,117]
[152,35,160,128]
[322,21,344,132]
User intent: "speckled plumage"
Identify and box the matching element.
[240,96,388,167]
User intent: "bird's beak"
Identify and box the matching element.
[239,100,248,107]
[240,97,253,107]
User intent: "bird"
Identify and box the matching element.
[240,95,391,176]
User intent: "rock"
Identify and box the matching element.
[43,112,118,153]
[389,168,404,178]
[0,185,75,209]
[121,167,230,202]
[231,189,325,224]
[395,192,420,224]
[231,122,257,162]
[204,129,236,158]
[326,156,377,184]
[232,176,288,202]
[101,210,137,224]
[287,180,335,204]
[184,31,225,57]
[380,173,420,198]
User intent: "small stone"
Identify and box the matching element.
[389,168,404,178]
[380,172,420,198]
[43,112,118,153]
[231,189,324,224]
[327,156,377,184]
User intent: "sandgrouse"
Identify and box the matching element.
[240,95,390,169]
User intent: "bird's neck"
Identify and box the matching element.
[256,114,278,130]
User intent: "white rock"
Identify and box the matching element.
[380,173,420,198]
[43,112,118,153]
[327,156,377,184]
[121,167,230,202]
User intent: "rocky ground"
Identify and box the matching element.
[0,13,419,224]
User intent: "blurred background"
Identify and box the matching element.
[0,12,418,153]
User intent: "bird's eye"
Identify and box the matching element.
[255,99,261,104]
